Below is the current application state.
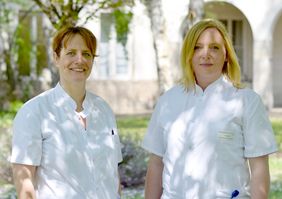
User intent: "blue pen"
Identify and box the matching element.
[231,190,239,198]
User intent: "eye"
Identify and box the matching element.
[66,51,75,56]
[194,45,201,50]
[82,52,92,58]
[210,45,219,50]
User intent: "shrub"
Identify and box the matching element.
[117,116,149,188]
[119,137,148,187]
[0,127,13,185]
[0,101,22,185]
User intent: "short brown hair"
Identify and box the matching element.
[52,26,97,58]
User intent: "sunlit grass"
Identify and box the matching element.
[271,118,282,151]
[117,115,148,142]
[269,155,282,198]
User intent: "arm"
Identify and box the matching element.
[248,155,270,199]
[12,164,37,199]
[118,171,122,198]
[144,153,164,199]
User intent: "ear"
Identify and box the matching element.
[225,52,228,62]
[53,52,59,67]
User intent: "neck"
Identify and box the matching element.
[60,81,86,111]
[195,74,222,91]
[196,78,213,91]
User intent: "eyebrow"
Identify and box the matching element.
[195,42,221,45]
[66,48,91,53]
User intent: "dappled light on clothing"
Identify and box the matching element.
[143,76,277,198]
[11,84,122,198]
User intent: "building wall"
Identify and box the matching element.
[273,11,282,107]
[85,0,282,114]
[87,80,158,115]
[231,0,282,109]
[86,1,160,115]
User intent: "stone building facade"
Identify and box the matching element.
[85,0,282,114]
[3,0,280,114]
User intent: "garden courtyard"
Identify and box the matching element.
[0,102,281,199]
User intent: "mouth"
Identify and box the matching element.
[70,68,86,72]
[200,63,213,67]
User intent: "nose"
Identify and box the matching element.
[201,47,211,58]
[75,53,83,63]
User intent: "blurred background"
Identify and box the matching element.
[0,0,281,198]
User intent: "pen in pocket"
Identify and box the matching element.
[231,190,239,198]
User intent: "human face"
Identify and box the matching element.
[192,28,227,88]
[54,34,94,86]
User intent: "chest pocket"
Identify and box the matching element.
[216,118,244,161]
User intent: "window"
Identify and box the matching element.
[97,13,129,79]
[220,19,247,81]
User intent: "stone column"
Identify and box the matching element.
[252,39,273,110]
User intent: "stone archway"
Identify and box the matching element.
[204,1,253,86]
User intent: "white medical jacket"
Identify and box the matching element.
[11,83,123,199]
[142,76,277,199]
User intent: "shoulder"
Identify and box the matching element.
[237,87,262,103]
[86,91,114,115]
[19,89,53,112]
[154,84,187,115]
[14,89,54,123]
[234,87,267,115]
[159,84,187,103]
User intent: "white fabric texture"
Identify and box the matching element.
[11,83,122,199]
[142,76,277,199]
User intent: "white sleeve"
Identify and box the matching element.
[142,98,166,157]
[10,102,42,165]
[112,127,123,163]
[243,93,278,157]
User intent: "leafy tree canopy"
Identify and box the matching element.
[31,0,134,44]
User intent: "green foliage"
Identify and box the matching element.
[36,15,48,75]
[117,116,148,141]
[0,184,16,199]
[123,192,144,199]
[32,0,135,31]
[16,17,32,76]
[113,9,133,46]
[272,118,282,151]
[270,157,282,198]
[0,101,23,128]
[0,0,36,93]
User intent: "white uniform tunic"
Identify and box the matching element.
[11,83,123,199]
[142,76,277,199]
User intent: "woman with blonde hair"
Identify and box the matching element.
[142,18,277,199]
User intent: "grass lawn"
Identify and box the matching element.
[270,155,282,198]
[269,117,282,198]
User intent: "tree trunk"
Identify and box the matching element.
[4,49,16,91]
[144,0,173,95]
[182,0,204,37]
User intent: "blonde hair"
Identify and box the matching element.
[52,26,97,58]
[180,18,243,90]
